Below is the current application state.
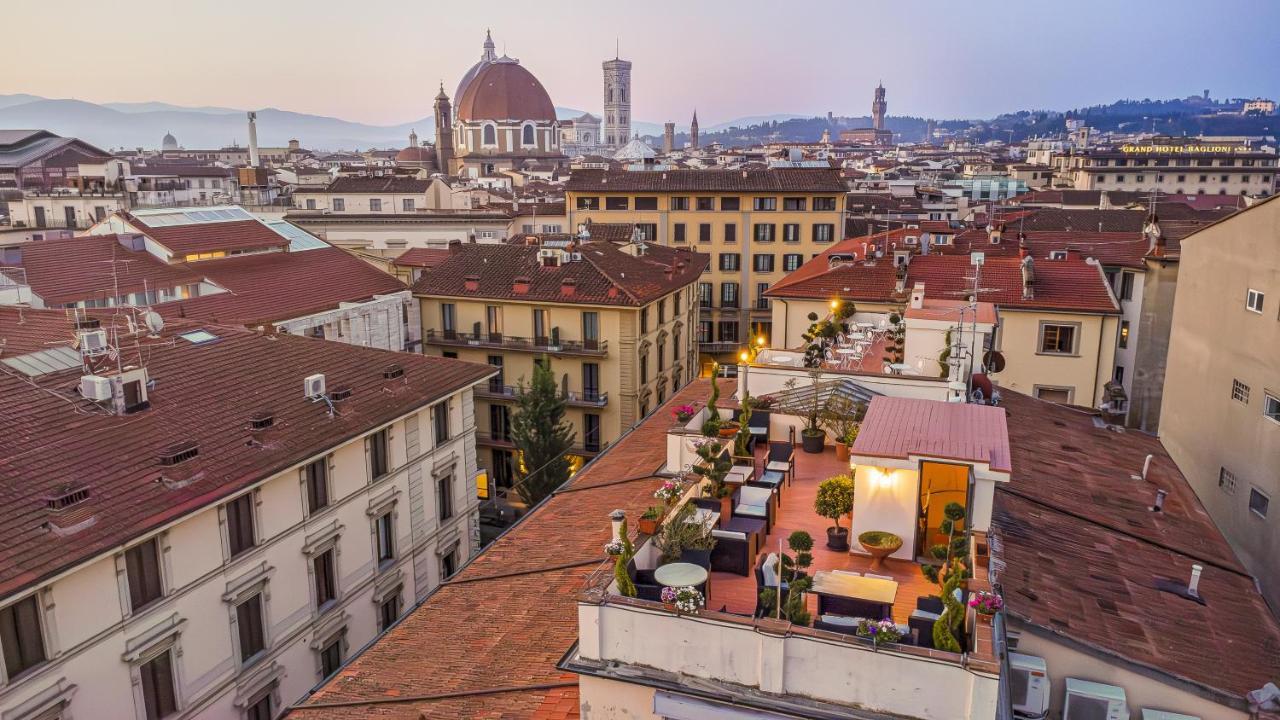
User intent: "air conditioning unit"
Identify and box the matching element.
[1008,652,1050,719]
[79,329,108,356]
[79,375,113,402]
[1063,678,1127,720]
[1141,711,1200,720]
[303,373,326,399]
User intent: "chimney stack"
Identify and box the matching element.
[1188,564,1203,597]
[910,282,926,310]
[1020,255,1036,300]
[247,111,260,167]
[1151,488,1167,512]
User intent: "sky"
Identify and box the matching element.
[5,0,1280,128]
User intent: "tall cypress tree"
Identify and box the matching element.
[511,356,576,506]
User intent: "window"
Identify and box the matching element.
[319,637,343,680]
[368,428,390,479]
[126,538,164,611]
[783,253,803,272]
[657,340,666,371]
[1038,323,1078,355]
[140,649,178,720]
[1119,272,1134,301]
[437,473,454,522]
[0,596,45,680]
[377,511,396,564]
[1266,393,1280,424]
[577,196,600,210]
[721,197,740,211]
[482,124,496,145]
[605,196,628,210]
[753,224,776,242]
[1118,321,1130,349]
[440,546,458,579]
[402,198,415,212]
[1246,288,1265,314]
[697,320,712,343]
[720,282,739,308]
[332,198,345,212]
[636,223,657,241]
[783,197,807,211]
[581,312,600,349]
[584,413,601,453]
[753,254,775,272]
[718,320,739,342]
[434,402,450,444]
[313,549,337,608]
[640,307,649,334]
[522,124,535,145]
[634,196,657,210]
[1232,379,1250,403]
[671,197,689,211]
[369,198,382,212]
[1250,488,1270,518]
[813,224,835,243]
[378,593,402,632]
[583,363,600,401]
[1034,386,1073,404]
[226,494,256,558]
[1219,467,1237,495]
[246,693,272,720]
[658,299,666,323]
[813,197,837,211]
[235,594,266,662]
[696,197,714,211]
[673,223,686,242]
[724,223,737,243]
[753,197,776,211]
[698,223,711,243]
[697,282,712,306]
[756,282,770,310]
[782,223,800,243]
[719,253,740,271]
[305,198,316,210]
[640,354,649,383]
[304,458,329,514]
[440,303,456,336]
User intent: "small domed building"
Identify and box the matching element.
[161,131,179,152]
[395,129,438,171]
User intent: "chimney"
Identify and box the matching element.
[910,282,925,309]
[512,276,530,294]
[1151,487,1168,512]
[247,111,260,168]
[1188,564,1203,598]
[989,223,1003,244]
[561,278,577,297]
[447,239,463,255]
[463,274,480,292]
[1020,255,1036,300]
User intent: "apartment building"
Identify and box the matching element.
[1064,142,1276,196]
[0,308,493,720]
[563,168,847,368]
[413,237,707,494]
[1161,194,1280,611]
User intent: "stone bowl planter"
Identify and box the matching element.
[858,531,903,571]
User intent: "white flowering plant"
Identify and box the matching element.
[855,618,904,646]
[604,539,625,556]
[660,585,704,613]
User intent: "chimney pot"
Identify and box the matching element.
[1152,488,1167,512]
[1188,564,1203,597]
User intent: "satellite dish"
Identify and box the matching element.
[983,350,1006,373]
[143,311,165,335]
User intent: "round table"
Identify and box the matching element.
[836,347,860,355]
[654,562,709,588]
[856,322,876,331]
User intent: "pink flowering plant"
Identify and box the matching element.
[969,590,1003,615]
[654,479,683,505]
[660,585,704,613]
[855,618,904,646]
[672,404,697,422]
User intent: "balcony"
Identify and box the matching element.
[475,432,604,457]
[426,329,608,357]
[476,382,609,408]
[699,340,742,354]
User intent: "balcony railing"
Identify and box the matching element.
[477,382,609,407]
[476,433,604,456]
[426,330,608,357]
[699,340,742,353]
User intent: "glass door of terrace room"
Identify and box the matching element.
[915,461,971,563]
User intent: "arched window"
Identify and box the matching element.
[583,132,592,144]
[482,124,496,146]
[607,89,613,102]
[522,124,535,146]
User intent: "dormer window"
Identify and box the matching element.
[159,441,199,466]
[1049,251,1068,260]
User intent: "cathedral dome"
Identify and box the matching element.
[456,61,556,123]
[162,132,178,151]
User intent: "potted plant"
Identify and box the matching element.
[856,618,904,648]
[757,531,814,624]
[655,502,718,564]
[653,479,682,508]
[660,585,705,614]
[691,438,735,520]
[702,366,725,437]
[814,474,854,550]
[822,396,866,462]
[969,590,1003,624]
[672,404,697,423]
[638,506,663,535]
[857,530,903,570]
[733,393,754,459]
[782,370,830,453]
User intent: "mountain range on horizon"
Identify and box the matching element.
[0,94,808,152]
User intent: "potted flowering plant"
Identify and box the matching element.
[653,479,682,507]
[660,585,705,614]
[969,590,1003,623]
[638,506,663,535]
[604,539,625,556]
[672,404,697,423]
[855,618,904,647]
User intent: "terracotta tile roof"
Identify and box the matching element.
[316,176,431,193]
[410,241,708,307]
[581,222,637,243]
[128,216,290,256]
[994,391,1280,699]
[293,377,733,718]
[156,247,406,326]
[945,229,1152,269]
[391,248,451,268]
[9,234,206,306]
[852,397,1011,473]
[513,202,566,217]
[0,308,494,599]
[564,168,846,193]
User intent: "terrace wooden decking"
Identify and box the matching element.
[709,444,936,625]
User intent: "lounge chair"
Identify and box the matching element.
[710,528,753,576]
[765,440,795,486]
[734,485,776,532]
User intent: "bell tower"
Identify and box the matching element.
[603,53,632,149]
[872,82,887,131]
[434,85,454,174]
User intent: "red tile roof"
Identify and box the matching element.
[411,242,708,307]
[157,247,407,326]
[852,397,1011,473]
[0,308,494,599]
[564,168,846,193]
[994,392,1280,700]
[316,176,431,193]
[128,216,290,256]
[10,234,205,306]
[293,376,734,718]
[391,248,451,268]
[945,229,1152,269]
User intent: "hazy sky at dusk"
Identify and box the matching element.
[6,0,1279,127]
